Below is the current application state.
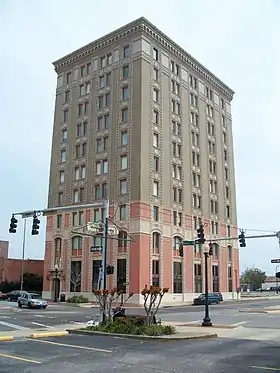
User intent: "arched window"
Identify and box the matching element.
[212,243,219,258]
[71,236,82,250]
[173,236,182,250]
[118,231,128,253]
[54,238,62,258]
[227,245,232,262]
[152,232,161,254]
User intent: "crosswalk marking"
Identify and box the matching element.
[32,322,53,328]
[0,320,29,330]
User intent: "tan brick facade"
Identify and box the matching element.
[43,17,239,303]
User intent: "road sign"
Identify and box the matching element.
[90,246,102,253]
[183,240,195,246]
[271,259,280,263]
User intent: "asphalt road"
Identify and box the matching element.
[1,298,280,333]
[1,334,280,372]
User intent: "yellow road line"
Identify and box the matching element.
[29,339,112,353]
[0,352,41,364]
[252,366,280,371]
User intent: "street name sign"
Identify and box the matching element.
[271,259,280,263]
[90,246,102,253]
[183,240,195,246]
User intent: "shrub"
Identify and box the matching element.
[66,295,89,303]
[85,319,176,336]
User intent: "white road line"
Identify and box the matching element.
[0,320,29,330]
[31,322,53,328]
[233,321,247,327]
[186,320,201,324]
[0,316,10,319]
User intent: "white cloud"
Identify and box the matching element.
[1,0,280,274]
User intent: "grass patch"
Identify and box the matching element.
[84,319,176,336]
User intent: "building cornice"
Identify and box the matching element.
[53,17,234,100]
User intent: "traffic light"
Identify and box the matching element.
[276,272,280,279]
[9,215,18,233]
[31,212,40,235]
[106,265,114,275]
[238,230,246,247]
[197,224,206,244]
[208,242,213,256]
[179,243,183,257]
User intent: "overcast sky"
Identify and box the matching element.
[0,0,279,275]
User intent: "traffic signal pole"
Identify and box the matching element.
[203,233,279,243]
[20,219,27,291]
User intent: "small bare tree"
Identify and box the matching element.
[70,262,81,294]
[141,285,169,325]
[93,288,133,323]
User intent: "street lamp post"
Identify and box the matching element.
[202,244,213,327]
[54,264,58,302]
[276,265,279,293]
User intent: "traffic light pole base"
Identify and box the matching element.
[202,317,212,327]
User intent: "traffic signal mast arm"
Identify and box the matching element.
[202,232,278,242]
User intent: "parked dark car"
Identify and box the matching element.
[193,293,221,305]
[6,290,27,302]
[0,292,7,300]
[214,292,224,302]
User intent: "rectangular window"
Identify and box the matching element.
[100,56,106,68]
[82,143,87,157]
[153,68,158,81]
[103,160,108,174]
[153,156,159,171]
[66,72,71,84]
[75,167,80,180]
[94,184,101,200]
[123,45,130,58]
[121,108,128,122]
[120,179,127,195]
[107,53,112,65]
[60,150,66,163]
[119,205,127,220]
[122,86,129,100]
[96,162,101,175]
[106,73,111,86]
[99,75,105,88]
[63,109,69,122]
[153,89,159,103]
[153,48,158,61]
[59,171,65,183]
[73,189,79,203]
[97,117,103,131]
[123,65,129,79]
[58,192,63,206]
[153,133,159,147]
[78,104,83,116]
[98,96,103,109]
[81,165,86,179]
[56,214,62,229]
[120,155,128,170]
[153,206,159,221]
[86,63,91,75]
[104,114,110,128]
[121,131,128,146]
[153,110,159,124]
[153,181,159,196]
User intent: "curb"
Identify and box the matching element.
[66,329,218,341]
[29,331,69,339]
[0,336,14,342]
[177,323,238,329]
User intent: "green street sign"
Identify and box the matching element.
[183,240,195,246]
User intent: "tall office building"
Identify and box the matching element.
[43,17,239,303]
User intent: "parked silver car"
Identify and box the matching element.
[17,292,48,309]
